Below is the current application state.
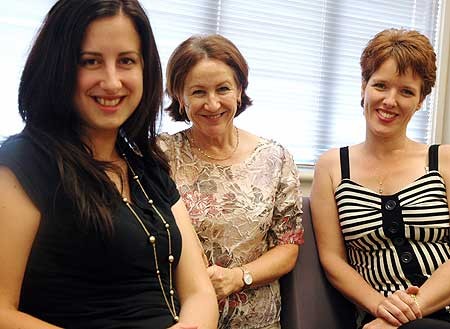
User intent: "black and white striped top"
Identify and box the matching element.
[335,145,450,296]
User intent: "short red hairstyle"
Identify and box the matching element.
[360,28,436,101]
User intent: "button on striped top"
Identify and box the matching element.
[336,146,450,296]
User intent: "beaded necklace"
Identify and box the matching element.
[122,154,179,322]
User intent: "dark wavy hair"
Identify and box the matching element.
[165,34,253,122]
[360,28,436,106]
[17,0,165,234]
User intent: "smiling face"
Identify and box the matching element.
[362,58,423,139]
[74,13,143,140]
[182,58,241,138]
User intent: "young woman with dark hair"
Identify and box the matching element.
[0,1,218,328]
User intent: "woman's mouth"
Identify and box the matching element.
[377,109,396,119]
[94,97,123,106]
[203,112,225,119]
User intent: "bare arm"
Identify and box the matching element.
[0,166,62,328]
[207,243,298,300]
[311,150,424,326]
[171,199,219,329]
[240,243,298,288]
[310,151,388,317]
[410,144,450,316]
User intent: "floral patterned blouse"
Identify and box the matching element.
[158,131,304,329]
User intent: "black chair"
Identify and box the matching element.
[280,197,355,329]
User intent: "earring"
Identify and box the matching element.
[237,100,241,108]
[119,128,143,157]
[360,98,364,108]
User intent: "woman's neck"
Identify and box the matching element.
[188,126,239,162]
[82,129,120,162]
[363,133,412,160]
[190,125,236,148]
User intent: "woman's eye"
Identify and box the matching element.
[119,57,136,65]
[402,89,415,96]
[218,86,231,93]
[79,58,99,67]
[192,90,205,96]
[373,83,385,90]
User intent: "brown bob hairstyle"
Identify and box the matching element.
[360,28,436,105]
[165,34,253,122]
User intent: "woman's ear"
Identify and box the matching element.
[415,92,425,111]
[360,81,367,108]
[416,101,423,111]
[237,88,242,105]
[178,94,184,108]
[180,94,188,109]
[177,96,187,116]
[361,81,367,97]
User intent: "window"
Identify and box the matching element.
[1,0,443,165]
[0,1,52,140]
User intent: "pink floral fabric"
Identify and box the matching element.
[158,131,303,329]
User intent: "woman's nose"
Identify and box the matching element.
[383,90,398,108]
[204,93,221,111]
[99,65,122,93]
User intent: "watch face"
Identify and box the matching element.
[243,272,253,285]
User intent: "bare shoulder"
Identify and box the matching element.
[314,147,341,177]
[0,165,40,218]
[310,147,344,195]
[438,144,450,161]
[0,165,40,256]
[438,144,450,175]
[316,147,341,165]
[0,166,22,192]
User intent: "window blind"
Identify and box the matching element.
[1,0,442,165]
[0,1,52,139]
[146,0,441,165]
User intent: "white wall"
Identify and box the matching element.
[439,0,450,144]
[434,0,450,144]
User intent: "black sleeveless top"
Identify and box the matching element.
[335,145,450,295]
[0,132,182,328]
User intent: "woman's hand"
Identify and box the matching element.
[363,317,398,329]
[206,265,243,300]
[375,287,422,326]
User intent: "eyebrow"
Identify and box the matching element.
[371,78,419,90]
[187,80,233,89]
[79,51,141,57]
[370,78,387,84]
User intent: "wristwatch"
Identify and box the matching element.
[240,266,253,287]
